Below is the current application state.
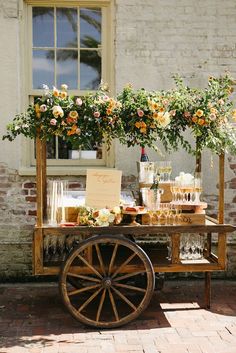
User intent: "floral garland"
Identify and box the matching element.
[2,75,236,156]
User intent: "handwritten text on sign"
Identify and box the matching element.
[85,169,122,209]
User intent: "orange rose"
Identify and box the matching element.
[60,91,68,99]
[53,87,59,97]
[198,118,205,126]
[192,116,198,123]
[140,121,146,128]
[153,112,159,119]
[67,125,78,135]
[196,109,204,117]
[140,127,147,134]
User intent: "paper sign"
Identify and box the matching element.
[85,169,122,209]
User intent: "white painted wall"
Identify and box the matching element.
[114,0,236,198]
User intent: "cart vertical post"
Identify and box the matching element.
[33,135,47,275]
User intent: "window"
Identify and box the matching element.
[20,0,114,175]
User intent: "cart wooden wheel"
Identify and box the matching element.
[59,235,155,328]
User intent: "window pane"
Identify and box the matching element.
[33,50,54,89]
[56,50,78,89]
[33,7,54,47]
[58,138,70,159]
[57,8,78,48]
[80,8,101,48]
[47,139,56,159]
[80,50,101,89]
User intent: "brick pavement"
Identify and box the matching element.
[0,280,236,353]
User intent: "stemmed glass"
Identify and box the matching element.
[155,207,162,225]
[148,208,155,225]
[171,206,182,225]
[164,161,172,182]
[194,172,202,204]
[161,203,170,225]
[171,181,181,203]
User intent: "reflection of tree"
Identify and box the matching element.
[34,8,101,88]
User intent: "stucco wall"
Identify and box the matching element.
[0,0,236,278]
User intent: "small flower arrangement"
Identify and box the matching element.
[171,74,236,155]
[76,206,122,226]
[2,83,123,151]
[117,84,172,149]
[68,84,124,150]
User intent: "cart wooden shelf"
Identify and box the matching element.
[33,137,236,328]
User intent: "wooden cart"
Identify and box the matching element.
[33,138,236,328]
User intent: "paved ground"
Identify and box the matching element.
[0,280,236,353]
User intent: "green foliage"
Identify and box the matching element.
[3,75,236,156]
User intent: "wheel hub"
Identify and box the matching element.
[102,277,112,288]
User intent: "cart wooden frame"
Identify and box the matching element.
[33,137,236,328]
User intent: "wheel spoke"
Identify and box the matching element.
[108,288,119,322]
[68,284,100,296]
[78,287,103,313]
[113,271,145,282]
[111,286,137,311]
[77,254,103,279]
[108,243,118,276]
[95,244,106,276]
[67,272,101,283]
[111,252,137,279]
[96,289,106,322]
[113,282,146,293]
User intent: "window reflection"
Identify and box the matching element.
[80,8,101,48]
[58,138,70,159]
[32,6,102,91]
[46,139,56,159]
[57,50,78,89]
[33,50,54,89]
[33,7,54,47]
[57,8,78,48]
[80,51,101,89]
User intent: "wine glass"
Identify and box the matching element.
[161,203,170,225]
[156,161,165,182]
[165,161,172,182]
[155,207,162,225]
[194,172,202,204]
[168,204,175,225]
[174,206,182,225]
[148,208,155,225]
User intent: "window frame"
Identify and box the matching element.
[19,0,115,176]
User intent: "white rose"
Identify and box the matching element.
[52,105,64,118]
[61,84,68,91]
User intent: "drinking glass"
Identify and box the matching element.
[170,181,180,203]
[194,172,202,204]
[174,206,182,225]
[166,235,172,260]
[148,208,155,225]
[165,161,172,182]
[161,203,170,225]
[155,208,162,225]
[156,161,165,182]
[168,204,175,225]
